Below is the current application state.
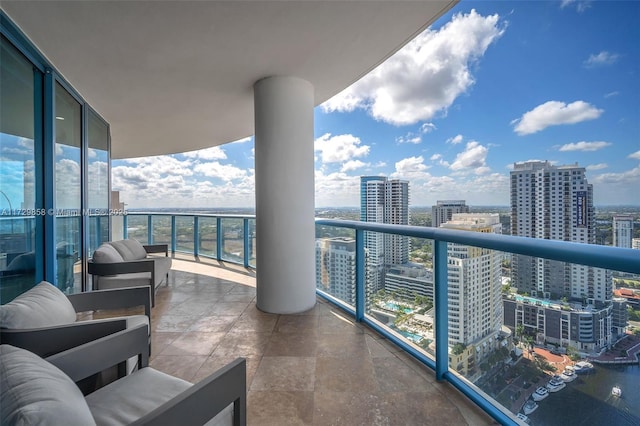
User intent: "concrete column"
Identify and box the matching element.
[253,76,316,313]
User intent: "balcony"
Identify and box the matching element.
[147,258,493,425]
[82,211,640,425]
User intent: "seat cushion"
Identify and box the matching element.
[153,256,172,286]
[108,240,147,261]
[92,244,125,264]
[86,368,191,426]
[95,273,152,290]
[0,345,96,426]
[0,281,77,329]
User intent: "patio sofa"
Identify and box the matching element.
[0,324,246,426]
[89,239,172,306]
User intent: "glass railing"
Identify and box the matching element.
[123,213,256,268]
[118,212,640,425]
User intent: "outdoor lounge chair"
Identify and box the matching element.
[0,281,151,365]
[0,324,246,425]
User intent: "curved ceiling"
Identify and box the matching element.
[2,1,457,159]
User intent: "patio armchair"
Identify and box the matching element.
[0,281,151,370]
[0,324,247,425]
[89,239,172,307]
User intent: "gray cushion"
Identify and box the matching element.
[0,345,96,426]
[95,273,153,290]
[6,252,36,271]
[93,244,125,264]
[0,281,77,329]
[109,240,147,261]
[86,368,191,426]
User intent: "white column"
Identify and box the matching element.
[253,76,316,314]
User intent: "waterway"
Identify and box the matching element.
[529,364,640,426]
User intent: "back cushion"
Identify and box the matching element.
[0,345,96,426]
[109,239,147,261]
[0,281,77,329]
[92,244,125,264]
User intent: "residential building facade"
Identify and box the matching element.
[613,215,634,248]
[432,200,469,228]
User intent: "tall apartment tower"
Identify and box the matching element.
[510,161,611,303]
[613,215,634,248]
[440,214,503,351]
[316,237,363,306]
[360,176,409,291]
[432,200,469,228]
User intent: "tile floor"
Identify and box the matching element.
[145,259,497,426]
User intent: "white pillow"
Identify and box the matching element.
[0,281,77,329]
[0,344,96,425]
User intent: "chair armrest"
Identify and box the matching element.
[45,323,149,383]
[88,259,155,276]
[144,244,169,256]
[0,319,127,358]
[67,286,151,320]
[131,358,247,426]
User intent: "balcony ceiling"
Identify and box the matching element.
[2,1,457,159]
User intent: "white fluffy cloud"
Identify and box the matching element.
[584,51,619,67]
[586,163,608,171]
[628,150,640,160]
[340,160,368,172]
[395,132,422,145]
[390,156,432,181]
[314,133,370,163]
[512,100,603,135]
[321,9,505,125]
[183,146,227,160]
[193,162,247,181]
[558,141,611,152]
[450,141,489,174]
[447,134,464,144]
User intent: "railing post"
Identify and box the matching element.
[194,216,200,257]
[216,217,222,261]
[147,215,153,245]
[355,229,365,322]
[123,214,128,239]
[171,215,176,254]
[434,240,449,381]
[243,218,250,267]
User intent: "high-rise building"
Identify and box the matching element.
[440,214,503,351]
[432,200,469,228]
[510,161,611,303]
[316,237,364,306]
[613,215,634,248]
[506,160,615,352]
[360,176,409,291]
[633,238,640,250]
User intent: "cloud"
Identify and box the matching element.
[450,141,489,174]
[321,9,505,125]
[183,146,227,160]
[396,132,422,145]
[628,150,640,160]
[584,51,620,68]
[340,160,368,172]
[586,163,608,171]
[558,141,611,152]
[390,156,431,181]
[193,162,247,182]
[604,91,619,98]
[314,133,370,163]
[447,134,464,144]
[420,123,437,133]
[592,166,640,185]
[560,0,592,13]
[512,100,603,135]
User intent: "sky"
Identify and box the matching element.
[111,0,640,209]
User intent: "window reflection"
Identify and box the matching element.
[0,35,40,303]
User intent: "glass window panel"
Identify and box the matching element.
[55,82,82,293]
[87,110,109,259]
[0,35,41,303]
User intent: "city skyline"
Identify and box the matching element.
[109,1,639,209]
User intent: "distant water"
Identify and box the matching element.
[529,364,640,426]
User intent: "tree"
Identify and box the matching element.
[452,343,466,356]
[515,324,525,342]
